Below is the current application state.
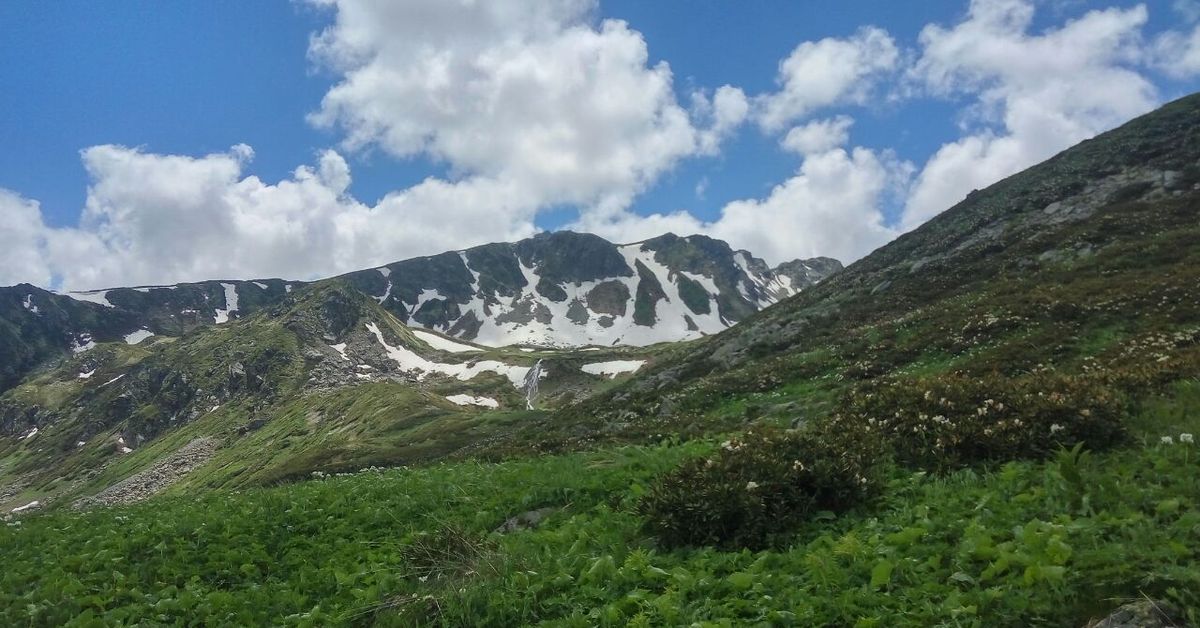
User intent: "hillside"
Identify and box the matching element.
[0,233,837,394]
[522,91,1200,452]
[1,93,1198,626]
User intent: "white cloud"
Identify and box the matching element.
[902,0,1156,229]
[693,85,750,155]
[1,145,539,290]
[307,0,731,213]
[0,190,54,287]
[575,145,911,265]
[780,116,855,155]
[707,147,908,264]
[1151,24,1200,78]
[754,27,899,131]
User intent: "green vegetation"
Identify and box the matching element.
[2,382,1197,625]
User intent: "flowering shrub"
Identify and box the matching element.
[832,371,1127,470]
[637,427,883,549]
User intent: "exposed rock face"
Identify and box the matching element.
[340,231,840,348]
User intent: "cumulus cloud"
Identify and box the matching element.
[0,145,538,290]
[693,85,750,155]
[0,190,54,287]
[707,147,909,263]
[901,0,1156,229]
[576,145,911,265]
[307,0,733,212]
[754,27,899,131]
[1151,24,1200,78]
[780,116,855,156]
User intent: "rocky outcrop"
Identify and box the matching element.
[73,437,220,509]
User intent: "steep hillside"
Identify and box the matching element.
[510,92,1200,450]
[0,279,292,394]
[0,233,838,394]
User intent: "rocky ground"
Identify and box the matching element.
[72,437,220,509]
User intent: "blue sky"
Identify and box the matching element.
[1,0,1197,290]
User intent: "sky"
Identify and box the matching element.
[1,0,1198,291]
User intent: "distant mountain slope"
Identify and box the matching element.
[341,231,835,348]
[0,233,838,393]
[524,92,1200,449]
[0,278,669,507]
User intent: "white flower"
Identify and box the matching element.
[1049,423,1065,434]
[1161,436,1175,445]
[745,481,759,491]
[1181,433,1194,444]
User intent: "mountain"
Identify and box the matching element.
[0,232,836,508]
[0,232,838,394]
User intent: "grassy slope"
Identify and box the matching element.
[0,280,670,509]
[502,92,1200,455]
[1,382,1196,626]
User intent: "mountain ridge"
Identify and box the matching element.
[0,231,840,393]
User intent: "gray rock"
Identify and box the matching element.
[1089,599,1188,628]
[494,507,558,534]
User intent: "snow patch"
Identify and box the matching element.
[409,288,446,316]
[78,369,95,379]
[445,394,500,408]
[581,360,646,378]
[329,343,350,361]
[65,289,114,307]
[213,283,239,324]
[22,294,39,314]
[365,323,530,388]
[100,374,125,387]
[10,501,40,514]
[252,281,269,290]
[377,267,391,278]
[124,329,154,345]
[71,334,96,354]
[22,427,39,440]
[412,328,480,353]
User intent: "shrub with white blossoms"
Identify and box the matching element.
[833,371,1127,470]
[639,426,884,549]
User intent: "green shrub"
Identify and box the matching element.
[832,371,1127,470]
[637,427,884,549]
